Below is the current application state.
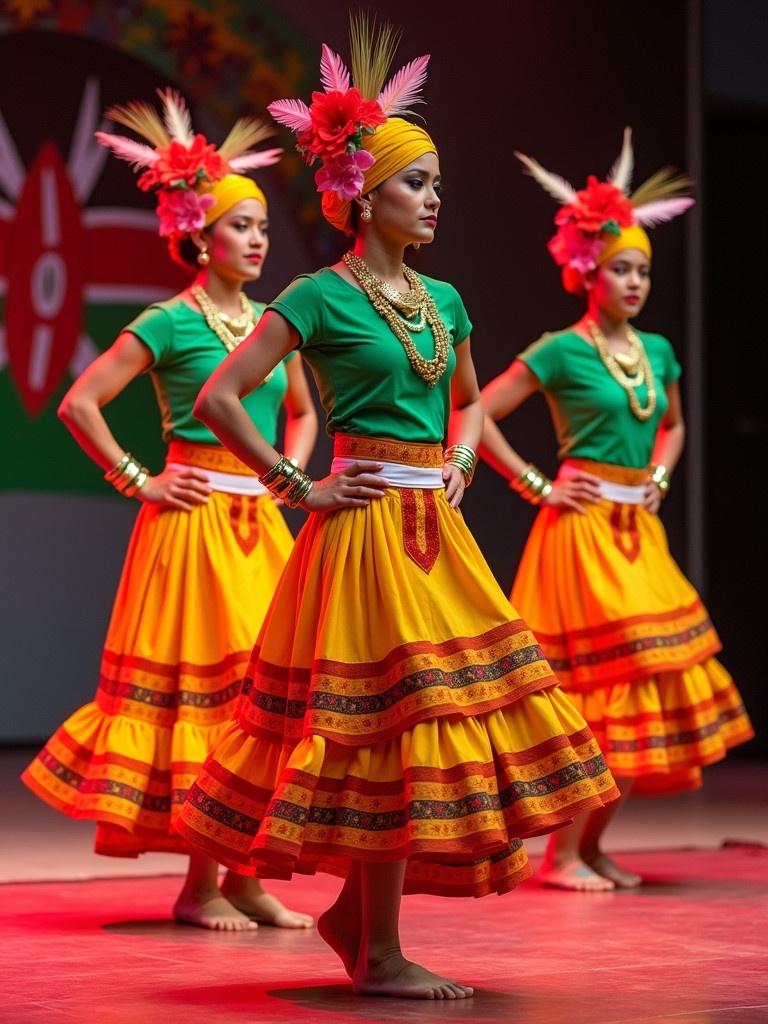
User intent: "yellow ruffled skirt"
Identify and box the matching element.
[22,443,293,855]
[511,459,753,795]
[176,436,620,897]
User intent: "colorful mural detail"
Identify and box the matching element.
[0,2,319,494]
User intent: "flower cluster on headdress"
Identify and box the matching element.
[268,31,429,202]
[95,88,281,240]
[516,128,694,275]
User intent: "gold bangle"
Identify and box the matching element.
[260,455,313,508]
[649,463,671,494]
[123,467,150,497]
[511,464,553,505]
[105,452,151,498]
[444,443,477,485]
[105,452,133,483]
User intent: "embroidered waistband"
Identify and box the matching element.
[559,460,645,505]
[333,433,444,469]
[167,440,258,477]
[562,458,648,487]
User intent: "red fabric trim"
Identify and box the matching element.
[100,648,251,680]
[400,488,440,574]
[533,599,711,645]
[610,502,640,563]
[252,619,532,685]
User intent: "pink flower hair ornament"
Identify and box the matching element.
[516,128,694,275]
[268,14,430,202]
[94,88,282,240]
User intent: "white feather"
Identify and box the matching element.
[515,151,576,205]
[267,99,312,134]
[94,132,158,168]
[229,148,283,171]
[158,88,193,144]
[609,126,634,194]
[633,197,694,226]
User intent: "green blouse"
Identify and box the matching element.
[127,297,293,447]
[518,329,682,469]
[268,268,472,443]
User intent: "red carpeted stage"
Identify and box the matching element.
[3,752,768,1024]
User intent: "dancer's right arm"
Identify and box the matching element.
[194,311,389,510]
[480,359,602,514]
[58,332,212,511]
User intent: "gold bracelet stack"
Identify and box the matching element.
[444,444,477,485]
[105,452,150,497]
[261,455,313,508]
[511,464,553,505]
[649,463,671,495]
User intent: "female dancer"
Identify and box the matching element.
[23,90,317,930]
[176,26,619,998]
[480,131,753,891]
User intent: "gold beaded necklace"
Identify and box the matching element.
[585,318,656,422]
[343,252,450,388]
[191,284,274,385]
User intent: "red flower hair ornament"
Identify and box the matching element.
[94,88,282,240]
[268,15,430,201]
[517,128,694,275]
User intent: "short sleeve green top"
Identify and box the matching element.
[268,268,472,443]
[126,297,294,446]
[518,329,681,468]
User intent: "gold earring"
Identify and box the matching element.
[412,242,421,250]
[361,205,372,223]
[197,248,210,266]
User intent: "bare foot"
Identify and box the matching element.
[318,904,360,978]
[538,860,616,892]
[221,877,313,929]
[585,853,642,889]
[353,950,474,999]
[173,890,258,932]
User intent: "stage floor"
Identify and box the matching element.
[2,752,768,1023]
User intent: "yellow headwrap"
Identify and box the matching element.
[597,224,652,265]
[322,118,437,234]
[202,174,268,226]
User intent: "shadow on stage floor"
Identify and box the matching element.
[2,749,767,1024]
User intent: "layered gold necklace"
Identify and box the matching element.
[343,251,450,388]
[586,318,656,422]
[191,284,274,385]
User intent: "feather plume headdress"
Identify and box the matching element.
[268,14,430,201]
[95,88,282,239]
[516,128,694,283]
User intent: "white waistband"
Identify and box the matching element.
[166,462,268,496]
[558,464,645,505]
[330,457,445,489]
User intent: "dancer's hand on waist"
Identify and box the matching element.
[543,471,602,515]
[643,479,663,515]
[302,461,388,512]
[442,464,466,509]
[139,467,212,511]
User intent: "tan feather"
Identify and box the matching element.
[218,118,275,161]
[104,101,169,148]
[349,11,399,100]
[515,151,577,206]
[629,168,693,207]
[609,127,634,194]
